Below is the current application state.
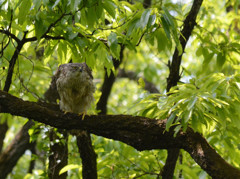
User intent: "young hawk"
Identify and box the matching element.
[54,63,95,115]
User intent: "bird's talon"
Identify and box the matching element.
[78,112,86,120]
[64,111,70,114]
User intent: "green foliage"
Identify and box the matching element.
[139,73,240,133]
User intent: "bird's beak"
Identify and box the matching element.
[79,66,83,72]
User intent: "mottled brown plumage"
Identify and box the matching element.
[54,63,95,114]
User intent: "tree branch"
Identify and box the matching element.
[0,121,8,153]
[0,120,34,179]
[167,0,203,91]
[48,129,68,179]
[165,0,204,177]
[0,90,239,178]
[161,148,180,179]
[3,42,24,92]
[96,45,125,114]
[76,132,97,179]
[117,69,160,93]
[0,29,21,44]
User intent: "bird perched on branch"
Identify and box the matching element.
[53,63,95,118]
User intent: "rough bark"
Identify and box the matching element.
[74,130,96,179]
[161,149,180,179]
[27,142,36,174]
[0,90,240,179]
[0,120,34,179]
[76,132,97,179]
[0,121,8,153]
[48,129,68,179]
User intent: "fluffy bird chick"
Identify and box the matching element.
[54,63,95,116]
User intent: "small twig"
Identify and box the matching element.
[136,31,146,46]
[90,11,139,36]
[0,28,21,44]
[0,37,10,58]
[133,171,159,178]
[42,12,72,38]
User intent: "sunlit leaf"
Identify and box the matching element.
[102,0,116,18]
[166,111,177,131]
[18,0,31,25]
[140,9,151,29]
[59,164,80,175]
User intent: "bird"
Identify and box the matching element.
[53,63,95,118]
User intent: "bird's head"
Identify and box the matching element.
[57,63,93,81]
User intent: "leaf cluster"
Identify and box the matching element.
[138,73,240,136]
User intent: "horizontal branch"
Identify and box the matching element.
[0,90,239,178]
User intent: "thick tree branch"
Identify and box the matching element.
[0,120,34,179]
[0,121,8,153]
[76,132,97,179]
[48,129,68,179]
[0,90,240,178]
[161,148,180,179]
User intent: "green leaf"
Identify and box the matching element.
[35,18,48,40]
[57,42,67,64]
[173,125,182,137]
[52,0,60,9]
[59,164,80,175]
[77,38,88,49]
[126,19,139,36]
[68,32,78,40]
[191,114,198,131]
[161,16,171,40]
[138,78,145,89]
[87,6,97,29]
[147,14,156,28]
[162,7,182,54]
[18,0,31,25]
[108,32,120,59]
[156,29,172,51]
[183,109,192,124]
[216,52,226,68]
[203,52,214,68]
[187,96,198,110]
[196,46,202,57]
[166,111,177,131]
[96,3,104,19]
[102,0,116,18]
[162,7,175,27]
[33,0,42,11]
[140,9,151,29]
[71,0,81,12]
